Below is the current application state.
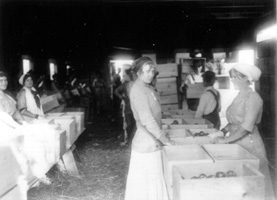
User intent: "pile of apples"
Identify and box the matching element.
[194,131,209,137]
[190,170,237,179]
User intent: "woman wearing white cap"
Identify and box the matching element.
[17,73,44,121]
[211,63,275,199]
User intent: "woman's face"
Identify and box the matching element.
[138,64,155,84]
[24,77,33,88]
[0,76,8,91]
[230,71,248,90]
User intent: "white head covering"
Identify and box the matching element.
[232,63,261,82]
[19,74,27,85]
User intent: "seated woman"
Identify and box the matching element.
[0,71,25,125]
[17,73,45,121]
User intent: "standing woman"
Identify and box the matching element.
[0,71,25,124]
[124,57,173,200]
[17,73,44,121]
[212,63,275,199]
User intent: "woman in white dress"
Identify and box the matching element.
[124,57,174,200]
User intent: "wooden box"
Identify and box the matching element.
[172,136,213,145]
[161,104,179,111]
[167,124,209,129]
[188,128,217,137]
[183,118,214,128]
[202,144,260,169]
[65,112,85,137]
[1,185,26,200]
[0,145,23,198]
[41,95,60,113]
[156,63,178,78]
[166,129,192,138]
[162,145,213,199]
[52,118,76,149]
[169,109,196,115]
[156,77,177,96]
[160,95,178,105]
[29,118,54,124]
[171,114,196,119]
[172,163,265,200]
[162,118,183,125]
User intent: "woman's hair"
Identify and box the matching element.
[0,71,7,78]
[132,57,154,74]
[23,73,32,85]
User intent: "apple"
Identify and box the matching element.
[199,174,207,179]
[226,170,237,177]
[215,171,226,178]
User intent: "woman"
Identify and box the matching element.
[0,71,25,125]
[114,65,137,146]
[124,57,173,200]
[212,63,275,200]
[195,71,221,129]
[17,73,44,121]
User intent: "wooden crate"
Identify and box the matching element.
[52,118,76,149]
[188,128,217,137]
[29,119,54,124]
[156,77,177,96]
[167,124,209,129]
[161,104,179,111]
[172,137,212,145]
[162,145,213,200]
[156,63,178,77]
[41,95,60,113]
[162,118,183,125]
[65,112,85,137]
[169,109,196,115]
[202,144,260,169]
[160,94,178,105]
[172,163,265,200]
[1,185,26,200]
[0,145,23,199]
[184,118,214,128]
[166,129,192,138]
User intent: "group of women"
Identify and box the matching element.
[0,71,45,125]
[123,57,275,200]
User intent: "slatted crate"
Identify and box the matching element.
[202,144,260,169]
[162,118,183,126]
[64,112,85,137]
[162,145,213,200]
[183,118,214,128]
[51,118,76,149]
[172,163,265,200]
[167,124,209,129]
[0,140,24,200]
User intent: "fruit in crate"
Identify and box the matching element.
[226,170,237,177]
[215,171,226,178]
[171,120,179,125]
[194,131,209,137]
[199,174,207,179]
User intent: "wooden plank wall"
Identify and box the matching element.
[156,63,179,107]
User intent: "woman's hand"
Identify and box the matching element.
[212,136,227,144]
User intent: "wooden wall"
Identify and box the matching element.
[257,39,276,139]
